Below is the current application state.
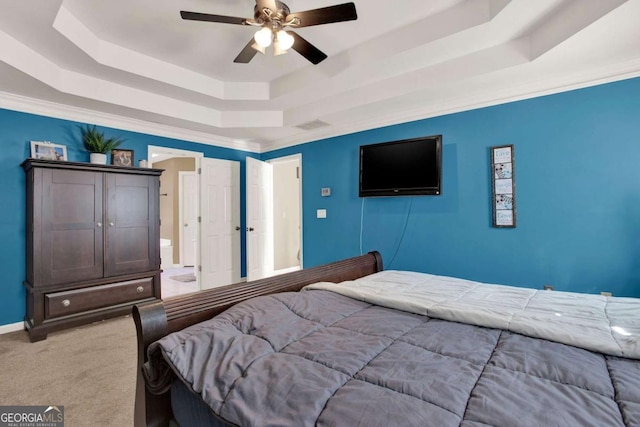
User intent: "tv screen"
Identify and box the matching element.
[359,135,442,197]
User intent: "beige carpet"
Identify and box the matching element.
[0,316,137,426]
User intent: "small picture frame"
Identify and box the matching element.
[111,149,134,167]
[30,141,67,161]
[491,144,516,228]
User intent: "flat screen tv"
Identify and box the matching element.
[359,135,442,197]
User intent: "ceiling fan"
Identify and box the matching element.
[180,0,358,65]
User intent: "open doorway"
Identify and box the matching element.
[150,146,298,290]
[149,146,201,298]
[148,146,242,296]
[246,153,303,281]
[270,154,302,275]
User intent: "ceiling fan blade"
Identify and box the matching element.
[234,38,261,63]
[289,31,328,65]
[286,3,357,28]
[180,11,247,25]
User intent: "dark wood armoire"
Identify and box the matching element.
[22,159,163,342]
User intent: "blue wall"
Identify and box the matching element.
[2,76,639,326]
[0,109,256,325]
[263,76,640,298]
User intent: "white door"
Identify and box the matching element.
[179,172,197,266]
[246,157,274,281]
[199,158,241,289]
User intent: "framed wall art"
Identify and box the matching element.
[491,144,516,228]
[30,141,67,161]
[111,149,134,167]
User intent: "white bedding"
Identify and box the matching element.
[304,270,640,359]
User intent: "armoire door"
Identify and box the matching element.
[104,173,159,276]
[39,168,104,285]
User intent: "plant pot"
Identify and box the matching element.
[89,153,107,165]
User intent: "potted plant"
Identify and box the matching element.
[80,125,125,164]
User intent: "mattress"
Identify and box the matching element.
[306,270,640,358]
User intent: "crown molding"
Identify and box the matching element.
[3,59,639,156]
[0,91,261,153]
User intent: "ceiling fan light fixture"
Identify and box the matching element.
[251,42,266,55]
[273,40,287,56]
[276,30,294,51]
[181,1,358,64]
[254,27,273,47]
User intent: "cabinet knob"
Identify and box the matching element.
[61,299,71,307]
[109,222,114,227]
[136,286,144,294]
[235,226,241,231]
[97,222,102,228]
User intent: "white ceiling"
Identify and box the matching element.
[1,0,639,153]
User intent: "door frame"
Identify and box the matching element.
[148,146,203,165]
[148,145,203,287]
[267,153,303,272]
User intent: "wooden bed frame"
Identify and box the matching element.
[132,251,383,427]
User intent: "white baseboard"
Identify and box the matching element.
[0,321,25,335]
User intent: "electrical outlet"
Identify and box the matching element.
[600,291,612,297]
[543,284,554,291]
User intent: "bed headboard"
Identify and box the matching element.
[132,251,383,427]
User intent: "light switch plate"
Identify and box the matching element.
[317,209,327,219]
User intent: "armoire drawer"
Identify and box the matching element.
[45,277,154,319]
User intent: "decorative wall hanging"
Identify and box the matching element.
[491,145,516,227]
